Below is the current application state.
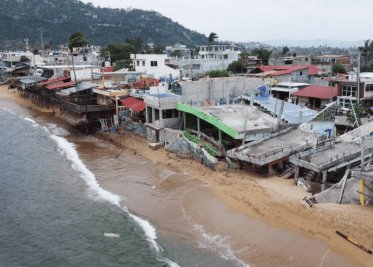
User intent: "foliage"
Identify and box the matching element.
[358,39,373,67]
[251,48,272,61]
[20,55,30,62]
[361,63,373,72]
[113,59,132,71]
[68,32,89,51]
[227,60,244,73]
[208,32,218,45]
[170,50,182,58]
[0,0,207,48]
[332,63,346,74]
[99,39,143,63]
[206,69,229,78]
[282,46,289,56]
[347,104,364,127]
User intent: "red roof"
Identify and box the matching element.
[292,85,338,99]
[257,65,320,76]
[119,97,145,112]
[38,77,71,86]
[45,81,76,90]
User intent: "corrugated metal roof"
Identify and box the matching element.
[119,97,145,112]
[46,81,76,90]
[292,86,338,100]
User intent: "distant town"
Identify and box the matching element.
[1,32,373,206]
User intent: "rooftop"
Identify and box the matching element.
[177,103,278,139]
[292,85,338,100]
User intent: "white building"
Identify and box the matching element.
[130,54,181,80]
[197,44,241,60]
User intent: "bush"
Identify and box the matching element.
[206,69,229,78]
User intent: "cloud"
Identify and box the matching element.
[82,0,373,42]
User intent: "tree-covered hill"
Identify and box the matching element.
[0,0,207,49]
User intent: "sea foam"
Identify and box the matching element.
[49,132,179,267]
[50,134,121,206]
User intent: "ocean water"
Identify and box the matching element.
[0,108,245,267]
[0,109,176,267]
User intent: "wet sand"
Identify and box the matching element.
[1,85,373,266]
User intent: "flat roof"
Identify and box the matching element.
[276,82,310,87]
[177,103,277,139]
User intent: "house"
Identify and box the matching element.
[292,85,338,109]
[314,55,351,73]
[269,55,311,66]
[270,82,310,101]
[130,54,181,80]
[250,65,320,83]
[37,65,101,81]
[167,44,241,78]
[197,44,241,60]
[143,85,182,144]
[332,72,373,109]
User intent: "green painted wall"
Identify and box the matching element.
[176,103,238,139]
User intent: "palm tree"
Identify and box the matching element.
[207,32,218,59]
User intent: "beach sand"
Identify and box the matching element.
[1,85,373,266]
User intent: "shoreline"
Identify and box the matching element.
[1,85,372,266]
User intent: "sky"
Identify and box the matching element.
[82,0,372,42]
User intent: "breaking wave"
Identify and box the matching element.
[47,127,179,266]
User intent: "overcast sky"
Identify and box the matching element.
[82,0,372,42]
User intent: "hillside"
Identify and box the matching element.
[0,0,207,49]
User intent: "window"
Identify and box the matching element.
[223,54,228,59]
[150,61,157,67]
[142,61,145,66]
[342,85,356,97]
[137,60,140,66]
[366,84,373,92]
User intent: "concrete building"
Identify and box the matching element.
[197,44,241,60]
[143,85,182,144]
[270,82,310,102]
[130,54,181,80]
[314,55,351,73]
[292,85,338,109]
[167,44,241,78]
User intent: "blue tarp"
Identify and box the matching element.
[255,96,317,124]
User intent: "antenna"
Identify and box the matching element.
[24,38,29,52]
[41,31,44,55]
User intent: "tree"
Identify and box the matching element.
[358,39,373,67]
[282,46,289,56]
[208,32,218,44]
[227,60,244,73]
[251,48,272,63]
[332,63,346,74]
[170,50,182,58]
[207,32,218,58]
[99,39,144,69]
[68,32,89,52]
[347,103,364,127]
[20,55,30,62]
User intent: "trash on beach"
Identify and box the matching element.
[296,178,311,192]
[104,233,120,238]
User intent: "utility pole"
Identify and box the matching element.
[40,31,44,56]
[357,51,361,104]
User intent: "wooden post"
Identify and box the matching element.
[321,170,327,191]
[197,117,200,133]
[268,164,274,175]
[218,129,222,144]
[338,169,350,204]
